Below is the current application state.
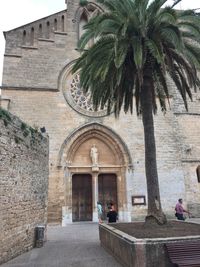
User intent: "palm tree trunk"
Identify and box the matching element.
[141,76,167,225]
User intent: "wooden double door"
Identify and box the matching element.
[72,173,117,222]
[72,174,92,222]
[98,174,118,220]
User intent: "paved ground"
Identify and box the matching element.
[2,219,200,267]
[1,222,122,267]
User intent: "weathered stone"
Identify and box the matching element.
[0,110,49,264]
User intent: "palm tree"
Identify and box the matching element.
[72,0,200,224]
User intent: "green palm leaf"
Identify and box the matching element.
[72,0,200,224]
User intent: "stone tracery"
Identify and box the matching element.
[70,74,106,113]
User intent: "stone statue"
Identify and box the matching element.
[90,144,98,165]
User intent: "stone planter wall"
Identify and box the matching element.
[0,109,49,264]
[99,223,200,267]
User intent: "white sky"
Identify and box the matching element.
[0,0,199,84]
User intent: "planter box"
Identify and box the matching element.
[99,223,200,267]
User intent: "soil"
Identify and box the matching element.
[112,220,200,239]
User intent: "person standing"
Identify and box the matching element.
[97,201,103,223]
[175,198,190,221]
[107,204,118,223]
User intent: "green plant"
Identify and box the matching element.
[29,126,37,135]
[21,122,27,131]
[80,0,88,7]
[0,108,11,121]
[0,108,12,127]
[73,0,200,224]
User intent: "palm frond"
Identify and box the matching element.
[73,0,200,117]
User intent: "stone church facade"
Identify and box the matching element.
[1,0,200,224]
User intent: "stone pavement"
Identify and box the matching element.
[1,222,122,267]
[2,219,200,267]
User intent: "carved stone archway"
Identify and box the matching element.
[58,122,132,167]
[59,123,133,225]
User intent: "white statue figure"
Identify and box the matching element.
[90,144,98,165]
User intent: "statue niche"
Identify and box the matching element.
[90,144,98,166]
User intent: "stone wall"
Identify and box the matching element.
[99,223,200,267]
[0,108,49,264]
[2,9,71,90]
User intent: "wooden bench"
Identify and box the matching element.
[165,241,200,267]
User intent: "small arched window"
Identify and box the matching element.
[79,11,88,40]
[39,24,42,38]
[22,30,26,46]
[196,165,200,183]
[54,19,58,31]
[61,15,65,32]
[30,27,34,46]
[46,21,50,39]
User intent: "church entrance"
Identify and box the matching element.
[59,123,132,224]
[98,174,118,220]
[72,174,92,222]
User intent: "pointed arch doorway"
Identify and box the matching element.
[59,123,133,225]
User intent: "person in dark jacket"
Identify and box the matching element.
[107,204,118,223]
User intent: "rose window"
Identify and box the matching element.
[70,74,99,112]
[64,74,108,117]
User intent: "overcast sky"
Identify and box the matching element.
[0,0,199,84]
